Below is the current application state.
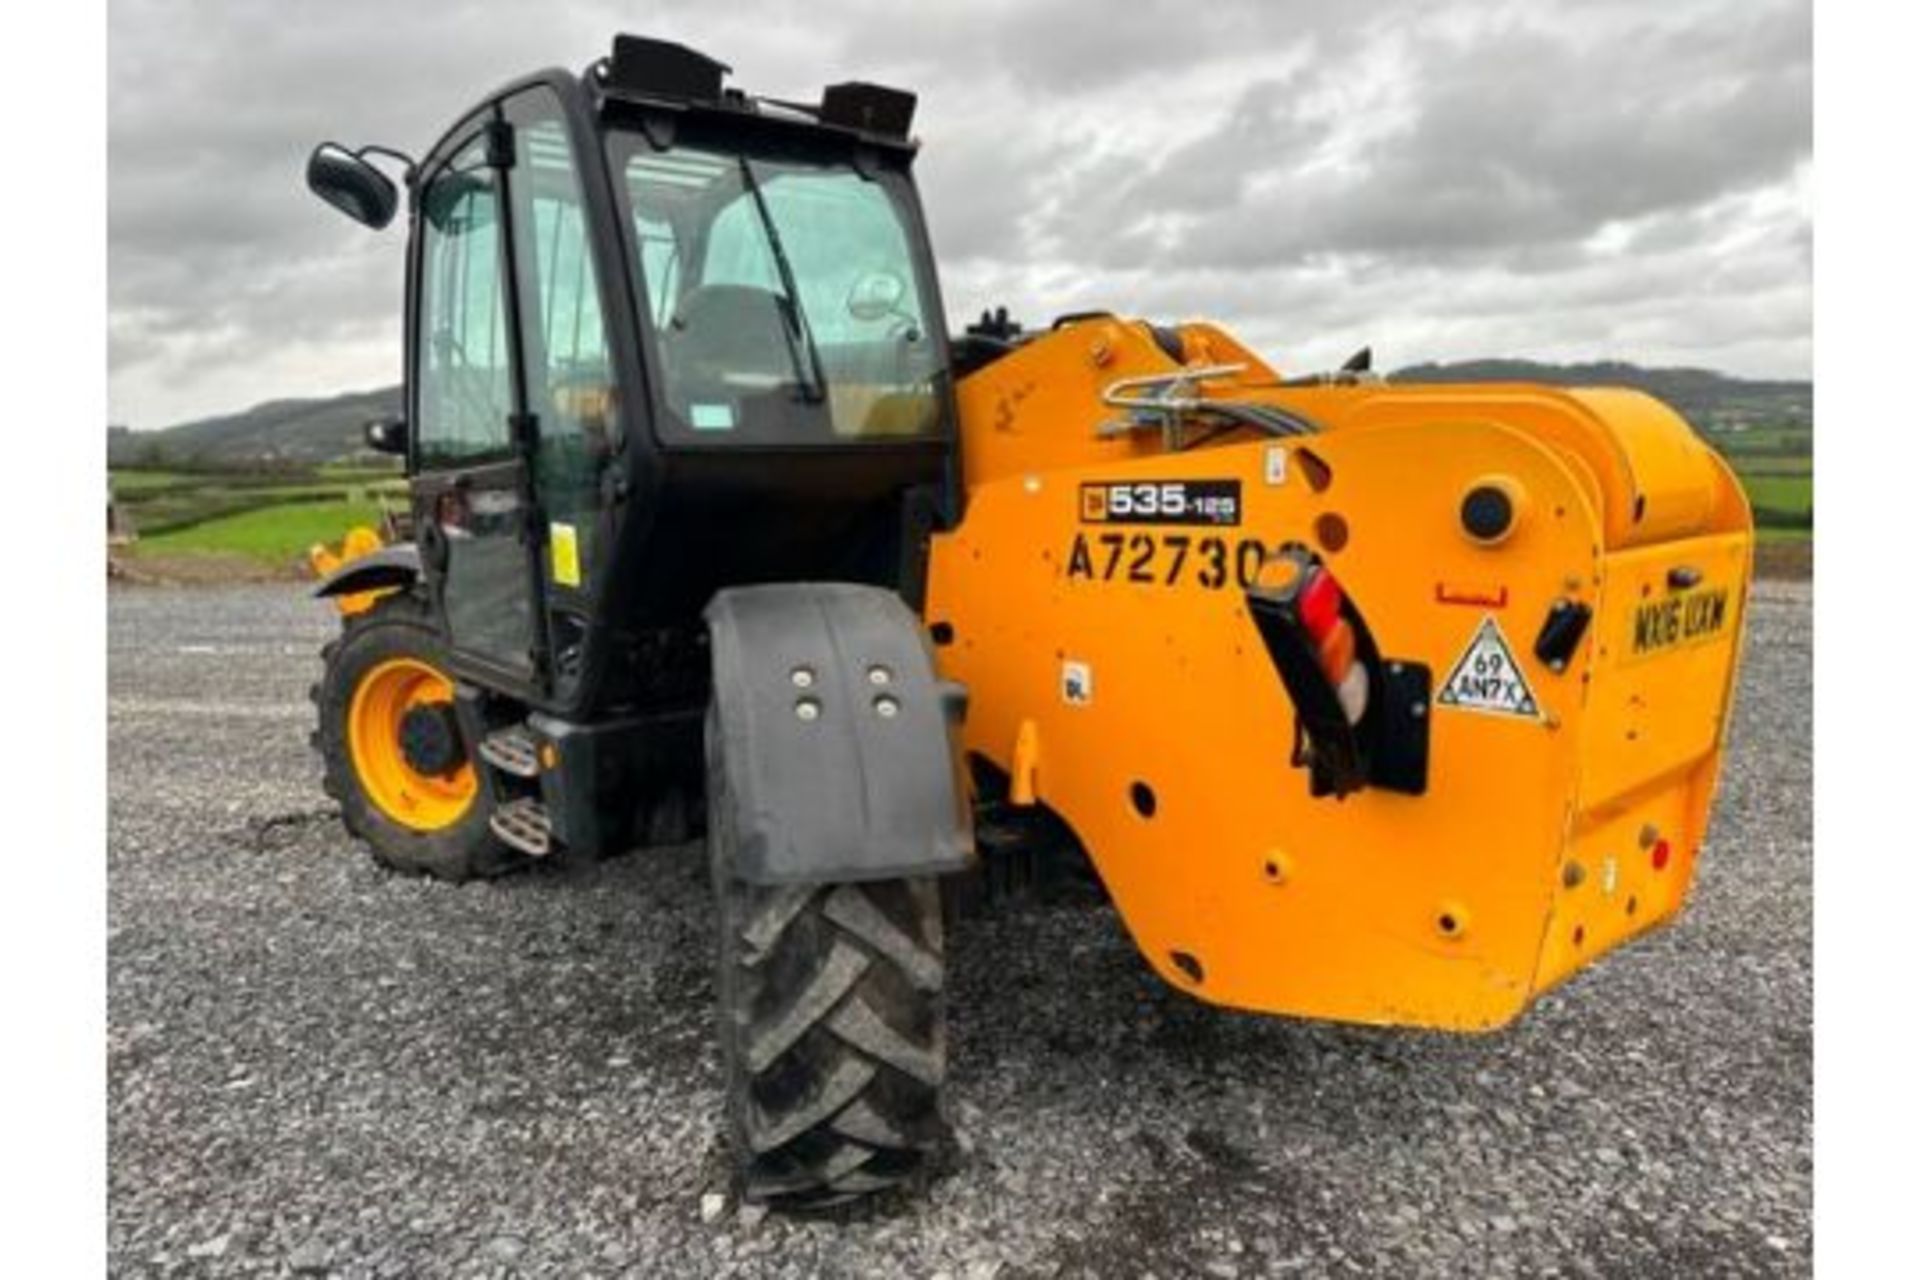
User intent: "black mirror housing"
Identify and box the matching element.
[308,144,399,229]
[364,416,407,455]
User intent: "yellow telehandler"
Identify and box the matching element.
[304,35,1751,1208]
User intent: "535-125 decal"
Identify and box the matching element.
[1080,479,1240,525]
[1070,477,1262,588]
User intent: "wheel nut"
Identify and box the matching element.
[868,665,892,686]
[794,697,821,722]
[790,666,816,689]
[873,695,900,719]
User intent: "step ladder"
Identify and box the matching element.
[489,797,552,857]
[478,724,542,778]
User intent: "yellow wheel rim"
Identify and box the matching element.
[347,657,477,832]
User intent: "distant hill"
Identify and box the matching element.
[1390,359,1810,436]
[108,386,402,469]
[108,359,1811,468]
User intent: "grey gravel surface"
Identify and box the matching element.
[108,582,1812,1278]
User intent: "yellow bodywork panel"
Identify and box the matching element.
[308,525,394,617]
[927,318,1750,1031]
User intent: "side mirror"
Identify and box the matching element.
[364,416,407,455]
[308,143,399,229]
[846,269,907,323]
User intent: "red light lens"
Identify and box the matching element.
[1297,568,1343,637]
[1651,839,1671,870]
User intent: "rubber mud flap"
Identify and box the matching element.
[705,583,974,885]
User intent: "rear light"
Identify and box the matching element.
[1651,838,1671,870]
[1246,541,1432,799]
[1336,662,1369,724]
[1315,616,1356,683]
[1297,569,1343,636]
[1296,565,1365,724]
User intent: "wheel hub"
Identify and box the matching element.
[346,656,478,832]
[397,702,465,777]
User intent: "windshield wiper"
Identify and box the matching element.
[736,157,828,404]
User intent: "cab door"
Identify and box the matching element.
[411,118,545,687]
[498,86,623,700]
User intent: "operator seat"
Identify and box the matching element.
[663,283,798,396]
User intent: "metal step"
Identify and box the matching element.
[478,724,541,778]
[489,797,553,857]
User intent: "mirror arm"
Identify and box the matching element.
[354,144,418,184]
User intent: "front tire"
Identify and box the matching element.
[707,708,950,1208]
[311,592,521,882]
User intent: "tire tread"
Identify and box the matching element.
[709,709,950,1208]
[310,591,521,882]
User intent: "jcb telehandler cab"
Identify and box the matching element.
[306,36,1753,1209]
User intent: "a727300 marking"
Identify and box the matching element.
[1066,531,1269,589]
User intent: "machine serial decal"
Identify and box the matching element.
[1080,479,1241,526]
[1066,532,1269,589]
[1436,616,1541,719]
[1628,584,1729,659]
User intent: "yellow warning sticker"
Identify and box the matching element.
[549,521,581,588]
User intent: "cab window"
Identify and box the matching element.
[505,90,617,597]
[416,140,513,467]
[612,138,943,444]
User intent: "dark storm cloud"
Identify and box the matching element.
[108,0,1809,429]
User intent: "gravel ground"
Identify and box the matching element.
[108,582,1812,1278]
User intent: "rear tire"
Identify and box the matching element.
[311,592,522,882]
[706,708,950,1208]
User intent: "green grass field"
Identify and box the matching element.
[1724,455,1812,477]
[112,466,406,548]
[1711,424,1811,455]
[1736,472,1813,515]
[1706,426,1812,541]
[110,469,201,495]
[134,498,389,565]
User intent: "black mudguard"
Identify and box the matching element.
[311,543,422,600]
[705,582,973,885]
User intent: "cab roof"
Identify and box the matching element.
[589,35,919,155]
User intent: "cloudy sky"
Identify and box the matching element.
[108,0,1810,431]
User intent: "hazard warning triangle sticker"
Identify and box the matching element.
[1436,616,1541,719]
